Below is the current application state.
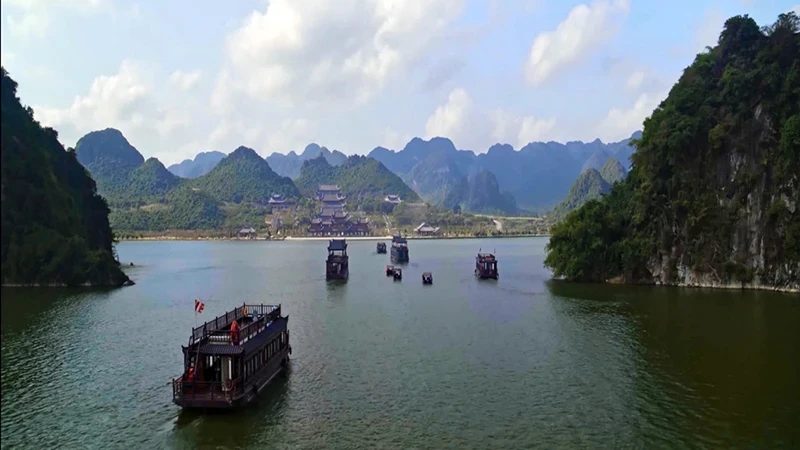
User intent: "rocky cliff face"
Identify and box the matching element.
[647,102,799,292]
[544,13,800,293]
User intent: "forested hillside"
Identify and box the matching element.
[0,68,130,286]
[295,155,420,201]
[545,13,800,291]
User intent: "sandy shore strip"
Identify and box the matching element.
[284,236,393,241]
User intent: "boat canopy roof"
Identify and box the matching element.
[328,239,347,251]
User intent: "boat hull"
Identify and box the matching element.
[326,268,349,281]
[174,350,289,410]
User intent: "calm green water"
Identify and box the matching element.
[2,238,798,449]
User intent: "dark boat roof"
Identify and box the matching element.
[328,239,347,251]
[423,272,432,276]
[477,253,496,260]
[392,237,408,244]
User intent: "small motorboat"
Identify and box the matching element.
[377,242,387,254]
[422,272,433,284]
[393,268,402,281]
[385,265,395,276]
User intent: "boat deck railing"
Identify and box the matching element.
[173,376,243,402]
[189,304,280,346]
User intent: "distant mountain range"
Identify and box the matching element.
[167,151,226,178]
[266,143,347,178]
[367,132,640,212]
[161,131,641,214]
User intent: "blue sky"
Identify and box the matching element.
[1,0,796,165]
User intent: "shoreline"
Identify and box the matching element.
[118,234,552,242]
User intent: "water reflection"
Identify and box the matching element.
[171,375,291,448]
[546,280,800,448]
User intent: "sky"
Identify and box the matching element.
[1,0,797,165]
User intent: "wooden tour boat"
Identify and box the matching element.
[390,236,410,263]
[422,272,433,284]
[385,265,395,276]
[326,239,349,281]
[376,242,387,254]
[393,268,403,281]
[172,304,291,409]
[475,250,499,280]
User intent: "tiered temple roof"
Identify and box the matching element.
[308,184,368,236]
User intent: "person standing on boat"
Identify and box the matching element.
[230,320,240,345]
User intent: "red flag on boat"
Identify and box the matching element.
[194,299,205,313]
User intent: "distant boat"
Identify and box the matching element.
[393,267,403,281]
[390,236,409,263]
[376,242,387,254]
[326,239,349,281]
[475,251,498,280]
[422,272,433,284]
[385,265,394,276]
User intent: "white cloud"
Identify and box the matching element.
[169,70,202,92]
[595,90,668,142]
[207,118,263,151]
[32,60,202,163]
[625,70,646,91]
[1,0,108,38]
[694,8,725,54]
[382,128,412,150]
[215,0,465,108]
[7,13,51,39]
[490,109,557,148]
[425,88,473,140]
[1,50,15,68]
[524,0,630,86]
[425,88,557,150]
[265,118,313,153]
[34,60,150,133]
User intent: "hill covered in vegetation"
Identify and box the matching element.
[545,13,800,292]
[191,146,299,202]
[295,155,420,201]
[75,129,183,205]
[550,169,612,220]
[0,68,130,286]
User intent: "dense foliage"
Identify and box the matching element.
[550,169,612,220]
[545,14,800,289]
[1,68,129,286]
[75,129,183,205]
[599,158,627,184]
[109,186,226,231]
[294,155,420,201]
[191,146,299,202]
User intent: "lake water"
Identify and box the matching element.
[1,238,798,449]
